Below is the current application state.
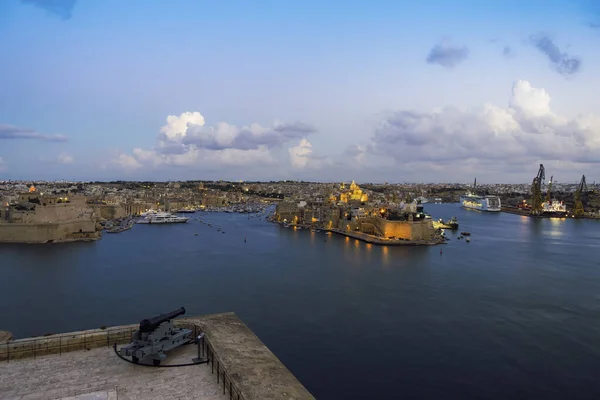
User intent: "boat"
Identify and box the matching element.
[174,209,197,213]
[415,196,429,204]
[433,217,459,230]
[460,178,501,212]
[434,198,442,204]
[136,212,189,224]
[460,231,471,236]
[140,209,160,217]
[541,199,568,217]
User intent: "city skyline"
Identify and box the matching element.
[1,0,600,183]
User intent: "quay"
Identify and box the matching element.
[0,312,314,400]
[276,221,445,246]
[501,206,600,220]
[326,228,445,246]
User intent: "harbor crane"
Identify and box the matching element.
[574,175,587,217]
[546,175,553,203]
[530,164,545,215]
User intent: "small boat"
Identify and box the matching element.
[194,233,198,236]
[460,232,471,236]
[466,237,471,243]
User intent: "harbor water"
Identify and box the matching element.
[2,204,600,399]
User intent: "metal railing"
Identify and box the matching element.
[201,334,246,400]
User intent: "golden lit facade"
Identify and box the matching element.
[336,180,368,204]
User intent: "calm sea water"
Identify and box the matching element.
[2,204,600,399]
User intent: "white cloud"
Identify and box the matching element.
[112,112,316,173]
[58,152,73,164]
[0,157,6,172]
[115,153,142,170]
[160,111,206,140]
[288,139,313,168]
[368,80,600,179]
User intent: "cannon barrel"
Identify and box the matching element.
[139,307,186,333]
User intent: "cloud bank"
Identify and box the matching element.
[0,124,68,142]
[365,80,600,179]
[20,0,76,20]
[111,80,600,182]
[114,112,318,173]
[426,43,469,68]
[530,34,581,76]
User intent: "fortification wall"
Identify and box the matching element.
[91,205,127,220]
[348,217,434,241]
[8,203,95,224]
[0,220,99,243]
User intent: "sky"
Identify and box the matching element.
[1,0,600,183]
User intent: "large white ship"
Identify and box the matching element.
[541,199,567,217]
[540,176,567,217]
[460,178,501,212]
[136,212,189,224]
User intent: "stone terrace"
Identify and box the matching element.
[0,344,227,400]
[0,312,315,400]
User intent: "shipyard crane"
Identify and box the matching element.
[546,175,553,203]
[574,175,587,217]
[530,164,545,215]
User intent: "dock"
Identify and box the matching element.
[0,312,314,400]
[501,206,600,220]
[326,229,445,246]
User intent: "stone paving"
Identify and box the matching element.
[0,343,228,400]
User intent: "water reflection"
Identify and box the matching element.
[547,218,566,238]
[381,246,390,266]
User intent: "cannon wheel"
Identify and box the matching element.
[153,359,161,366]
[132,356,139,364]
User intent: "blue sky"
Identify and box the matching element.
[1,0,600,183]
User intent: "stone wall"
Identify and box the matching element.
[8,202,95,224]
[0,220,100,243]
[91,205,127,220]
[0,326,137,361]
[343,217,434,241]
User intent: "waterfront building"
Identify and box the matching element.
[275,201,301,223]
[0,190,100,243]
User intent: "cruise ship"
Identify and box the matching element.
[136,212,189,224]
[460,178,501,212]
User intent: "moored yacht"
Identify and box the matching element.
[136,211,189,224]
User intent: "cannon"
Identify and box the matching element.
[119,307,192,365]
